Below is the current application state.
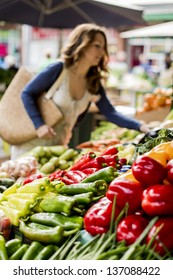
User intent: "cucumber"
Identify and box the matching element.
[0,178,15,188]
[0,185,7,193]
[34,244,58,260]
[5,238,22,258]
[9,244,29,260]
[22,241,44,260]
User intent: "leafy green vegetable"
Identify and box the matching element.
[135,128,173,157]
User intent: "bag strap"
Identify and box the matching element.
[44,66,67,100]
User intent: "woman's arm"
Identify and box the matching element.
[96,84,148,132]
[21,61,64,129]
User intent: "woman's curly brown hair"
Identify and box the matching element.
[60,23,109,94]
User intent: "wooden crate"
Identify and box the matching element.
[135,106,170,123]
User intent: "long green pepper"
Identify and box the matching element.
[40,194,83,215]
[30,212,84,230]
[81,166,119,183]
[17,177,51,194]
[19,220,64,244]
[73,192,94,205]
[57,180,107,196]
[19,220,78,245]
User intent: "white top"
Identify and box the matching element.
[10,71,100,159]
[52,71,99,145]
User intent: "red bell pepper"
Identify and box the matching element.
[22,173,43,185]
[166,159,173,184]
[84,196,120,236]
[70,151,96,171]
[106,178,143,214]
[146,217,173,256]
[141,184,173,216]
[116,213,148,245]
[132,155,167,187]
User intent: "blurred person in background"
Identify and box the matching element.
[158,52,173,88]
[107,50,128,87]
[164,52,172,70]
[138,53,151,73]
[39,48,56,70]
[10,23,150,159]
[3,55,19,89]
[4,55,18,73]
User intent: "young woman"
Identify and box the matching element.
[11,23,150,159]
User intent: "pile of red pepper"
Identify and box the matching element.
[70,146,126,174]
[46,146,126,185]
[84,141,173,256]
[48,169,87,185]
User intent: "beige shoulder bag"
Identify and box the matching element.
[0,65,67,145]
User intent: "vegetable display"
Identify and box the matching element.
[1,141,173,260]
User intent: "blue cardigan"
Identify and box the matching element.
[21,61,142,131]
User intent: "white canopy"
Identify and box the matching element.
[121,21,173,38]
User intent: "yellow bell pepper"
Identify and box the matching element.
[146,141,173,167]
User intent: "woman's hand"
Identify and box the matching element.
[139,123,150,134]
[36,124,56,139]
